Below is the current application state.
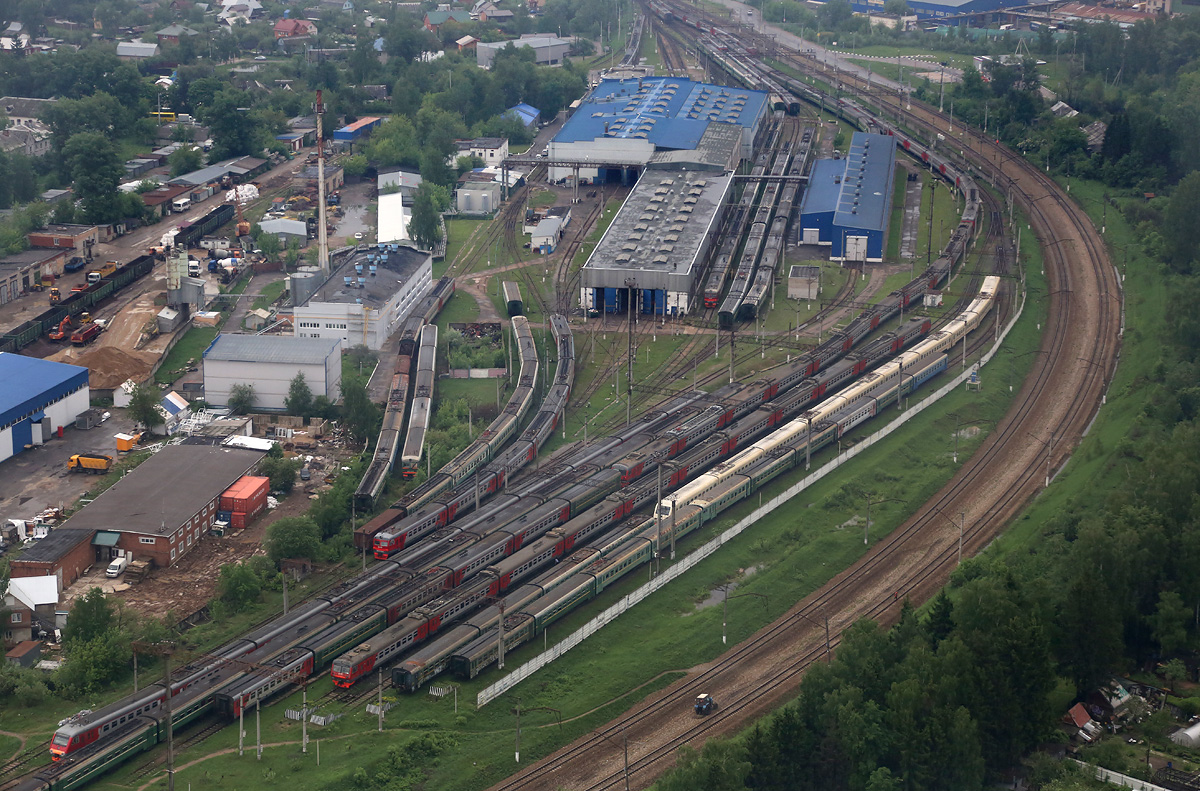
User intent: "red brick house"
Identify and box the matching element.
[274,18,318,38]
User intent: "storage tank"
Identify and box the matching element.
[291,271,319,306]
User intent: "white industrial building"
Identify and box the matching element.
[456,181,502,215]
[0,353,89,465]
[291,243,431,350]
[202,335,342,411]
[475,34,571,70]
[377,193,410,245]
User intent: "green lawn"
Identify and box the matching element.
[154,326,219,385]
[251,280,286,312]
[885,163,909,262]
[441,218,488,278]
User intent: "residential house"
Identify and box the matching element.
[362,84,388,100]
[274,18,318,38]
[456,35,479,51]
[424,9,471,33]
[321,0,354,10]
[0,97,54,158]
[156,24,201,45]
[470,0,498,18]
[480,8,514,22]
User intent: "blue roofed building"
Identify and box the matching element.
[798,132,896,263]
[850,0,1021,18]
[0,353,89,465]
[547,77,768,184]
[506,103,540,128]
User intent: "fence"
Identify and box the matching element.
[1073,760,1171,791]
[475,286,1027,708]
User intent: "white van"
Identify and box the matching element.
[172,196,191,213]
[106,556,129,578]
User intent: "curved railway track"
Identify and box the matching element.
[486,10,1118,791]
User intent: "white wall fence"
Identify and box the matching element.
[1072,760,1171,791]
[476,286,1027,708]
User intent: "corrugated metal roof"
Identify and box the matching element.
[204,334,340,365]
[0,352,88,429]
[832,132,895,232]
[799,159,846,216]
[555,78,766,150]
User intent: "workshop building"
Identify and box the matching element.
[0,353,89,466]
[203,335,342,411]
[548,77,768,185]
[0,249,69,304]
[27,224,99,255]
[10,444,266,583]
[798,132,896,263]
[291,243,432,350]
[475,34,571,70]
[580,171,733,316]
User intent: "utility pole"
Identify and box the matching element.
[377,669,384,732]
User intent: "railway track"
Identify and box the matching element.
[486,9,1117,790]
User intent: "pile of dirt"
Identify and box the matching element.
[54,346,155,389]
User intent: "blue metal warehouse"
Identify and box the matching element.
[850,0,1021,19]
[798,132,896,263]
[0,353,89,464]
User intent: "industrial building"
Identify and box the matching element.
[291,243,431,350]
[475,34,571,70]
[548,77,768,184]
[580,171,733,316]
[333,117,383,145]
[847,0,1025,18]
[788,265,821,300]
[377,193,410,245]
[798,132,897,263]
[0,353,89,466]
[9,444,266,586]
[0,249,68,304]
[203,335,342,411]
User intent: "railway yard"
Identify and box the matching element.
[0,4,1127,791]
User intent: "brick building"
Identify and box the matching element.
[27,224,100,255]
[9,443,267,586]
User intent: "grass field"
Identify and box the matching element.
[440,218,488,277]
[154,326,218,385]
[250,280,286,312]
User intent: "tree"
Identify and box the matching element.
[1164,171,1200,273]
[228,383,256,415]
[168,145,203,177]
[216,562,262,613]
[61,131,125,223]
[256,231,281,263]
[1164,658,1188,692]
[883,0,909,14]
[340,377,380,443]
[343,153,368,178]
[285,372,314,417]
[257,456,300,494]
[1152,590,1190,654]
[127,380,163,433]
[265,516,321,564]
[408,183,443,250]
[63,588,114,647]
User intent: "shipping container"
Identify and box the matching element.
[229,507,264,530]
[220,475,269,513]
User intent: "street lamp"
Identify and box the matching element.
[719,585,768,645]
[859,493,906,545]
[797,609,833,663]
[594,727,631,791]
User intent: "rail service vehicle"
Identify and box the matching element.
[363,315,574,556]
[33,45,987,791]
[400,324,439,478]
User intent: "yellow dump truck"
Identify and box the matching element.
[68,453,114,474]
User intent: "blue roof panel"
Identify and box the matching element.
[832,132,896,233]
[799,159,846,216]
[0,352,88,430]
[555,77,766,150]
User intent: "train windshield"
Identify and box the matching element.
[52,733,70,746]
